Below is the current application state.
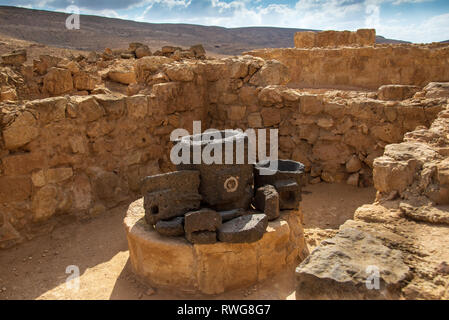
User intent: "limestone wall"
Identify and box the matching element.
[373,82,449,206]
[208,84,442,187]
[294,29,375,48]
[0,55,447,249]
[245,45,449,90]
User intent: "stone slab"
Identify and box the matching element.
[218,213,268,243]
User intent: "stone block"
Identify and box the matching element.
[218,208,246,222]
[218,214,268,243]
[186,231,217,244]
[155,217,185,237]
[184,209,222,233]
[142,171,202,225]
[254,185,279,221]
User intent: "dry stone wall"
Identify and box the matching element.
[245,44,449,90]
[0,51,448,249]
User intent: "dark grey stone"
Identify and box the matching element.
[184,208,222,233]
[155,217,185,237]
[273,179,301,210]
[185,231,217,244]
[254,160,305,210]
[218,208,246,222]
[142,170,202,225]
[218,214,268,243]
[254,184,279,220]
[175,130,254,211]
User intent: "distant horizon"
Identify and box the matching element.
[0,1,448,43]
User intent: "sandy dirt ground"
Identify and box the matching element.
[0,183,376,300]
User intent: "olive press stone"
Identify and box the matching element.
[254,184,280,221]
[254,159,305,210]
[175,130,254,211]
[218,213,268,243]
[155,217,185,237]
[218,208,246,222]
[184,208,222,234]
[186,231,217,244]
[141,170,202,225]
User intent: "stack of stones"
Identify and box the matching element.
[142,130,305,244]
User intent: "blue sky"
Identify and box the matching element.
[1,0,448,42]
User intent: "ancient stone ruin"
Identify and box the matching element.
[1,29,449,299]
[124,130,307,293]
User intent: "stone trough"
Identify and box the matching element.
[124,129,308,294]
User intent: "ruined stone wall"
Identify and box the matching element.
[245,45,449,90]
[294,29,376,48]
[0,56,287,248]
[373,82,449,206]
[208,84,442,187]
[0,82,210,248]
[1,54,447,249]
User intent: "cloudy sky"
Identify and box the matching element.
[1,0,448,43]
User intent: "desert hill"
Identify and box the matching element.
[0,5,408,56]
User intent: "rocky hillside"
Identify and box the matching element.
[0,6,407,56]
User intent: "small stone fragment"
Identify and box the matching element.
[155,217,185,237]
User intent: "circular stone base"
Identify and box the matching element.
[124,198,309,295]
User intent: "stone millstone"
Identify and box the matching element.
[186,231,217,244]
[218,208,246,222]
[254,185,279,221]
[295,223,411,300]
[218,214,268,243]
[155,217,184,237]
[184,208,222,233]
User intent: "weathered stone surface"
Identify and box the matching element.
[71,95,105,121]
[73,72,100,91]
[249,60,289,87]
[294,29,375,48]
[346,155,362,173]
[43,67,73,95]
[2,152,44,175]
[378,85,420,101]
[184,208,222,233]
[1,49,26,65]
[295,224,410,299]
[218,214,268,243]
[2,111,39,149]
[400,203,449,225]
[155,216,185,237]
[190,44,206,59]
[254,160,305,210]
[108,66,136,85]
[142,170,201,225]
[186,231,217,244]
[134,56,174,82]
[218,208,246,222]
[254,185,279,221]
[125,199,306,294]
[135,45,152,59]
[0,176,31,203]
[176,130,254,211]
